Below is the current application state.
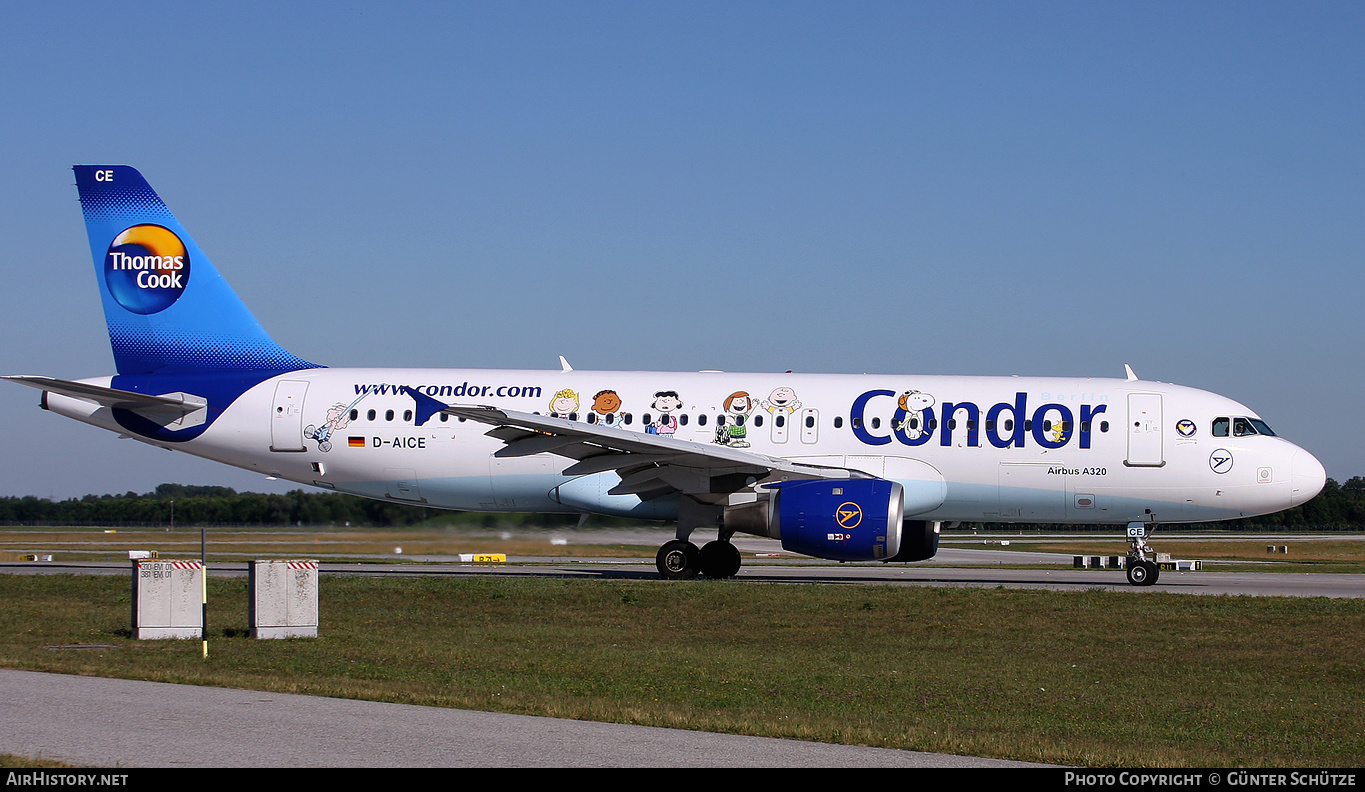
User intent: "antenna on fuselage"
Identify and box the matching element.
[1124,364,1138,381]
[559,355,573,373]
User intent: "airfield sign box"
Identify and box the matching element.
[132,560,203,640]
[249,560,319,639]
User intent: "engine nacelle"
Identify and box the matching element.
[884,519,941,562]
[764,479,904,562]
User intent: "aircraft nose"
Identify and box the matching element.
[1289,447,1327,507]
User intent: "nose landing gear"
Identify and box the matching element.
[1125,520,1161,587]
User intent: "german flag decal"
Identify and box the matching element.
[348,436,365,448]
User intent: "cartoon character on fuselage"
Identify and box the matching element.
[592,389,623,426]
[648,391,682,437]
[761,387,801,416]
[717,390,755,448]
[893,390,934,440]
[549,389,579,419]
[304,403,351,453]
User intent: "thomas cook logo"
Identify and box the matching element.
[104,224,190,315]
[836,502,863,529]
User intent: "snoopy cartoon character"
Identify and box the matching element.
[892,390,935,440]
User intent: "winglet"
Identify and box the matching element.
[1124,364,1138,381]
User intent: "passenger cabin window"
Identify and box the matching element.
[834,417,843,429]
[385,410,394,421]
[367,409,376,421]
[350,409,358,421]
[403,410,413,422]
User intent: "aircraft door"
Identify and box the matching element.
[771,411,790,444]
[799,409,819,444]
[270,380,309,452]
[1126,393,1164,467]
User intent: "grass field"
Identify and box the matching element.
[1,572,1362,767]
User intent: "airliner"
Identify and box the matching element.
[5,166,1327,586]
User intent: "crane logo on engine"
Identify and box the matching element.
[836,502,863,529]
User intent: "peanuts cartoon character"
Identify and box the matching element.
[761,386,802,416]
[892,390,935,440]
[304,402,352,453]
[592,389,622,426]
[646,390,682,437]
[549,389,579,419]
[715,391,755,447]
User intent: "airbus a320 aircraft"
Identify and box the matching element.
[6,167,1327,586]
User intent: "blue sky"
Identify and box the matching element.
[1,2,1362,498]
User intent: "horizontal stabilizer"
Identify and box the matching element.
[4,375,208,429]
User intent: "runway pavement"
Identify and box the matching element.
[0,669,1044,768]
[3,554,1360,597]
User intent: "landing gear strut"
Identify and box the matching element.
[1125,520,1161,587]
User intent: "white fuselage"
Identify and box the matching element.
[47,367,1326,527]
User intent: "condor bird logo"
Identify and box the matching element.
[104,224,190,314]
[836,502,863,529]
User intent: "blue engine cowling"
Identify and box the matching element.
[766,479,904,562]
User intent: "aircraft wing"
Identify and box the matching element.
[406,388,864,501]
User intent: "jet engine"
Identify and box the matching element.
[725,478,905,562]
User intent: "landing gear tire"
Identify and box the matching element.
[656,540,701,580]
[1126,558,1158,587]
[699,541,742,579]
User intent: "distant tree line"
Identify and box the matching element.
[0,483,576,529]
[1,478,1362,531]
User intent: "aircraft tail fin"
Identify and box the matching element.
[72,166,318,375]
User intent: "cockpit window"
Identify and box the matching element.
[1217,416,1276,437]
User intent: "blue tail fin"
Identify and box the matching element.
[73,166,319,375]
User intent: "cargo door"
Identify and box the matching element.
[385,468,425,503]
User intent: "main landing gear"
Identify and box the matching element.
[655,496,742,580]
[656,538,742,580]
[1125,520,1161,587]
